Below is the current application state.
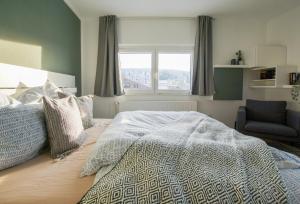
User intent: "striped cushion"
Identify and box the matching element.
[0,104,47,170]
[43,96,86,158]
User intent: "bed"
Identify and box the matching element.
[0,119,111,204]
[79,111,300,204]
[1,64,300,203]
[1,111,300,203]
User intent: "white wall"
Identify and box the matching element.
[213,17,267,66]
[81,18,99,96]
[119,17,196,46]
[263,6,300,110]
[266,6,300,69]
[81,16,268,127]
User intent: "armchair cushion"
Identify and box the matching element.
[245,121,297,138]
[236,106,246,131]
[246,99,286,124]
[287,110,300,136]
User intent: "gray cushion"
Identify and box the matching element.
[287,110,300,136]
[245,120,297,137]
[0,104,47,170]
[246,99,286,124]
[43,96,86,158]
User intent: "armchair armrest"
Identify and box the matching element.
[287,110,300,136]
[236,106,246,131]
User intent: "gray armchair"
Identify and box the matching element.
[236,99,300,143]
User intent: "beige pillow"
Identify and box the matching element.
[58,92,94,129]
[43,96,86,158]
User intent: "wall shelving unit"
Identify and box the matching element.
[248,65,297,88]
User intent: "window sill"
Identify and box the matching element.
[124,91,191,96]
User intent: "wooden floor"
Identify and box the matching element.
[265,139,300,157]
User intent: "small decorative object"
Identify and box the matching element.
[236,50,243,65]
[260,70,275,80]
[266,70,275,79]
[231,59,237,65]
[260,71,267,79]
[289,73,300,85]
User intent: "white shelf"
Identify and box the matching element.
[248,65,297,89]
[249,86,276,88]
[249,85,297,89]
[251,66,276,71]
[214,65,250,69]
[252,79,275,82]
[281,85,300,89]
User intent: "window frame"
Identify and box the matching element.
[119,48,156,95]
[119,46,193,95]
[156,49,193,95]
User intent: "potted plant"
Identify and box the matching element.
[291,76,300,102]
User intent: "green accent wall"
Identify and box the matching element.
[0,0,81,94]
[213,68,243,100]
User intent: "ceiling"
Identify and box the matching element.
[66,0,300,19]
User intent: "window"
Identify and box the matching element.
[158,53,192,91]
[119,48,193,94]
[119,53,153,90]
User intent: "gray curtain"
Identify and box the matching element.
[192,16,214,96]
[94,15,124,97]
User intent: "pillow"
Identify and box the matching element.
[43,96,86,158]
[58,92,94,129]
[43,80,61,98]
[11,81,62,104]
[11,86,44,104]
[0,93,20,107]
[0,104,47,170]
[57,91,72,98]
[0,93,11,107]
[246,99,287,124]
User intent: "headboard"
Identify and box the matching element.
[0,63,77,95]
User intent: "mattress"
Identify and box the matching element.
[0,119,112,204]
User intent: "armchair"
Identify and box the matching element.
[236,99,300,143]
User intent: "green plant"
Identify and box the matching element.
[291,85,300,101]
[236,50,242,62]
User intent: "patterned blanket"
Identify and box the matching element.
[80,111,288,203]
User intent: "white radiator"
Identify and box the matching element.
[117,101,197,112]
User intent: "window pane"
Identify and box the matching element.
[158,53,191,90]
[119,53,152,89]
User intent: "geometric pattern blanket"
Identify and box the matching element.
[80,111,288,203]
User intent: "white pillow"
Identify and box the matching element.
[44,81,61,98]
[11,81,61,104]
[11,86,44,104]
[0,93,20,107]
[75,95,94,129]
[58,92,94,129]
[0,93,11,107]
